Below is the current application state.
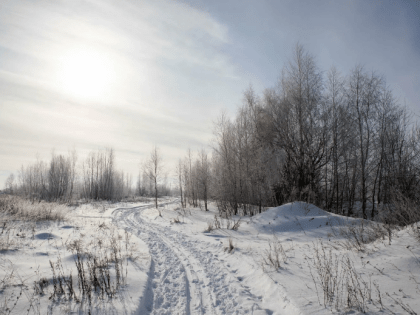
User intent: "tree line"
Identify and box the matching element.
[205,44,420,222]
[5,147,172,203]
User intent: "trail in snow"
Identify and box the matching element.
[112,202,272,315]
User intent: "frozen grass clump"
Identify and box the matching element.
[306,241,373,312]
[0,195,67,222]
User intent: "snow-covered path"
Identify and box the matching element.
[112,202,274,315]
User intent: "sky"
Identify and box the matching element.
[1,0,419,188]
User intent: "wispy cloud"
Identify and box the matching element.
[0,0,244,186]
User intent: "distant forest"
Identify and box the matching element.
[6,44,420,226]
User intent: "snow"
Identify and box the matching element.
[0,201,151,314]
[0,199,419,314]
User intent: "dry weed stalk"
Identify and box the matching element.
[306,241,376,313]
[209,215,241,231]
[171,217,181,224]
[204,221,214,233]
[262,235,287,271]
[224,238,235,253]
[385,292,417,315]
[40,223,136,313]
[338,220,389,251]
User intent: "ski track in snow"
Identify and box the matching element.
[112,203,270,315]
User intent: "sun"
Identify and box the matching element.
[57,46,116,101]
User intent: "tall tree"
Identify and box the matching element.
[265,44,327,203]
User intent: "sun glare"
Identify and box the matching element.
[57,47,116,102]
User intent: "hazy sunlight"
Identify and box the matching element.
[57,47,116,101]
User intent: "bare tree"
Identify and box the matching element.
[265,44,327,204]
[5,173,14,194]
[197,149,210,211]
[142,146,164,210]
[67,149,78,201]
[176,159,186,208]
[48,152,70,201]
[186,148,197,207]
[212,112,240,215]
[18,157,48,201]
[347,66,384,219]
[324,66,347,214]
[81,148,120,200]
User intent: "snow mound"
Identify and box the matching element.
[250,202,352,236]
[260,202,329,218]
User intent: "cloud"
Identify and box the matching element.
[0,0,246,188]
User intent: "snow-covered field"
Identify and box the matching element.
[0,198,419,314]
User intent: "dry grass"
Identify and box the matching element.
[36,222,139,313]
[208,215,242,231]
[0,196,67,251]
[261,235,287,271]
[304,240,420,313]
[204,221,214,233]
[224,238,235,254]
[306,241,374,312]
[0,195,67,222]
[0,198,140,314]
[171,216,181,224]
[336,220,390,251]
